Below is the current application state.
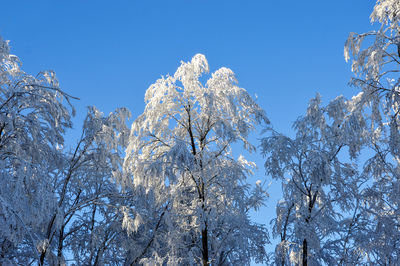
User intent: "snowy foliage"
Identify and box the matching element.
[262,94,367,265]
[344,1,400,264]
[0,35,73,263]
[0,36,271,265]
[43,106,131,265]
[4,1,400,264]
[123,54,269,265]
[0,35,134,265]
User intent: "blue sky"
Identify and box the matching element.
[1,0,374,134]
[1,0,376,262]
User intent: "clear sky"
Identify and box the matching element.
[1,0,376,263]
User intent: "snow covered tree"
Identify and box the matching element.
[38,106,131,265]
[344,0,400,263]
[0,35,73,264]
[0,34,134,265]
[123,54,269,265]
[262,94,367,265]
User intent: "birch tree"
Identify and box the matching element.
[345,0,400,263]
[38,106,131,265]
[262,94,366,265]
[123,54,269,265]
[0,34,133,265]
[0,35,73,264]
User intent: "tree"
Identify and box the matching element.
[123,54,269,265]
[0,35,73,264]
[0,34,139,265]
[345,0,400,263]
[38,106,131,265]
[262,94,366,265]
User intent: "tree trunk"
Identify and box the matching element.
[57,228,64,266]
[39,252,46,266]
[302,238,307,266]
[202,223,209,266]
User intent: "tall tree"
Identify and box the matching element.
[345,0,400,263]
[123,54,269,265]
[0,34,135,266]
[262,94,366,265]
[38,106,131,265]
[0,35,73,264]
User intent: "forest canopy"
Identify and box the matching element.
[1,0,400,265]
